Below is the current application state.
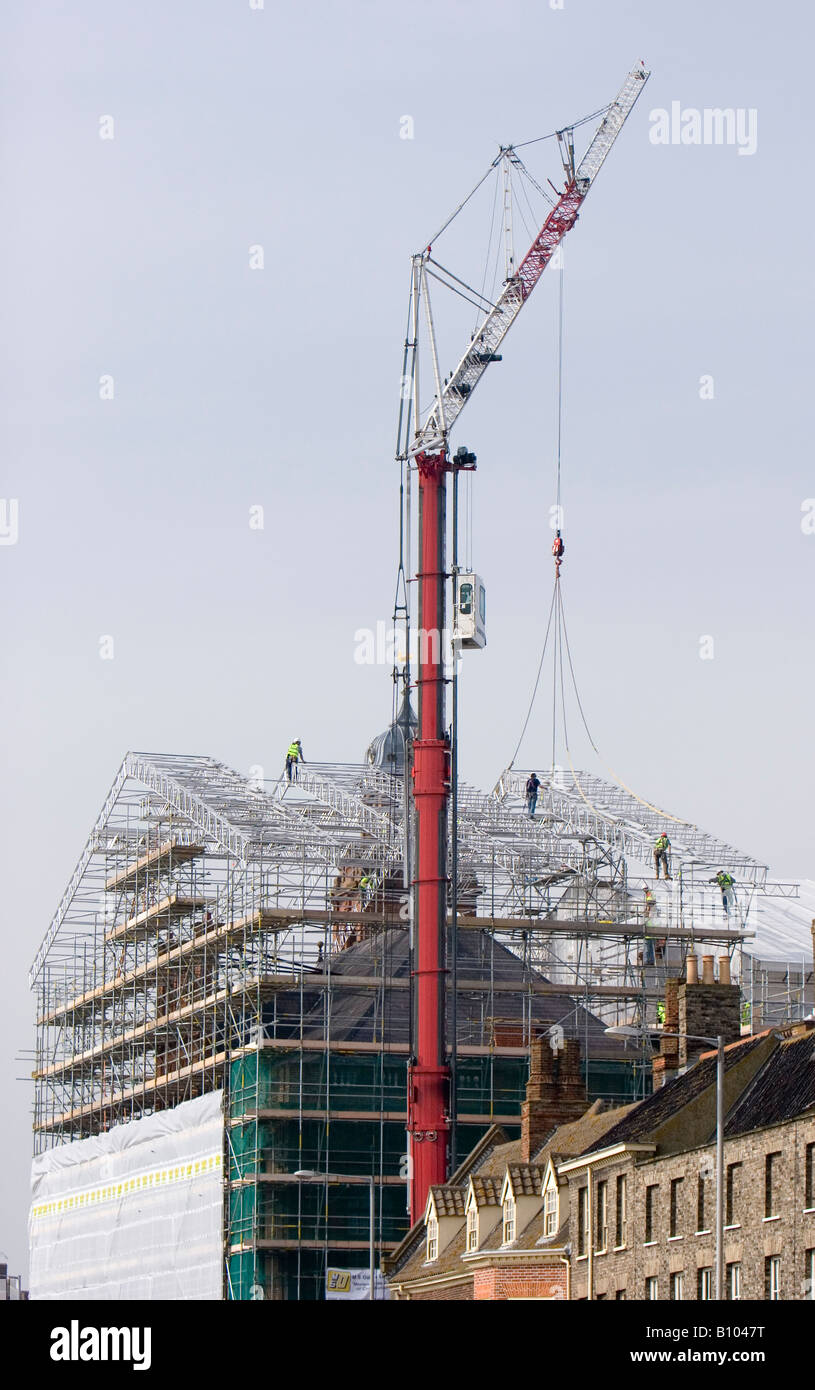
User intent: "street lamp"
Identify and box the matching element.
[293,1170,377,1301]
[605,1025,726,1301]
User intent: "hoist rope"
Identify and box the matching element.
[507,582,558,771]
[507,248,692,831]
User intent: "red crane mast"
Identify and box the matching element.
[405,64,650,1224]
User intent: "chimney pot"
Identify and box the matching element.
[718,955,731,985]
[701,954,715,985]
[686,953,698,985]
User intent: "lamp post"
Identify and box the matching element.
[293,1171,377,1301]
[605,1026,726,1301]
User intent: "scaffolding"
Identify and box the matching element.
[29,751,810,1298]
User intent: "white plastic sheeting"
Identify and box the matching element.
[29,1091,224,1301]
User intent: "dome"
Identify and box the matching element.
[365,694,417,773]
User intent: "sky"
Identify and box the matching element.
[1,0,813,1280]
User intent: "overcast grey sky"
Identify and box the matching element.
[1,0,812,1279]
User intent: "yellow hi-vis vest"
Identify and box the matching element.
[287,742,300,759]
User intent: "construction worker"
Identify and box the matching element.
[285,738,305,782]
[653,831,672,880]
[525,772,541,819]
[642,884,657,965]
[656,1001,666,1025]
[552,529,565,575]
[710,869,735,918]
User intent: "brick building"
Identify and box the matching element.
[0,1259,28,1300]
[386,961,815,1301]
[384,1039,633,1300]
[563,1019,815,1301]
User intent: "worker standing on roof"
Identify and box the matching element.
[525,772,541,819]
[285,738,305,783]
[552,530,565,576]
[653,831,672,880]
[710,869,735,919]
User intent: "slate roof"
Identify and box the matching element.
[469,1176,502,1204]
[724,1031,815,1136]
[506,1164,545,1196]
[430,1185,467,1217]
[290,926,630,1053]
[581,1034,769,1154]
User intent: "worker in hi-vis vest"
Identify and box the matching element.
[710,869,735,918]
[653,832,672,880]
[285,738,305,783]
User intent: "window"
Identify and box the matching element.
[644,1184,658,1243]
[726,1262,741,1301]
[725,1162,742,1226]
[697,1267,713,1301]
[615,1175,627,1248]
[669,1177,683,1237]
[805,1144,815,1210]
[466,1204,478,1252]
[765,1151,781,1218]
[577,1186,588,1257]
[696,1173,708,1232]
[502,1195,516,1245]
[615,1289,626,1300]
[645,1276,658,1300]
[806,1249,815,1301]
[765,1255,781,1301]
[670,1271,684,1301]
[543,1184,558,1238]
[596,1179,608,1252]
[426,1215,438,1262]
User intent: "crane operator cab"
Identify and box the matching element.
[455,572,486,650]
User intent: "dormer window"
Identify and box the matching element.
[466,1204,478,1252]
[426,1214,439,1262]
[544,1184,558,1237]
[502,1195,516,1245]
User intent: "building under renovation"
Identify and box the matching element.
[27,712,814,1300]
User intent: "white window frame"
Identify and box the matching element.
[645,1275,658,1300]
[727,1262,741,1301]
[806,1249,815,1301]
[767,1255,781,1301]
[426,1214,438,1262]
[615,1174,627,1248]
[466,1204,478,1252]
[544,1184,558,1238]
[670,1271,684,1301]
[502,1195,516,1245]
[698,1267,713,1301]
[596,1179,608,1253]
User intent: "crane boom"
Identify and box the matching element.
[414,64,649,454]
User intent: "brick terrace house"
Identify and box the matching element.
[384,1038,635,1300]
[386,961,815,1300]
[562,1018,815,1301]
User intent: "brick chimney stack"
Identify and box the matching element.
[520,1035,589,1161]
[652,977,681,1088]
[678,954,741,1070]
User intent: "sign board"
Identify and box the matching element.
[325,1268,390,1301]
